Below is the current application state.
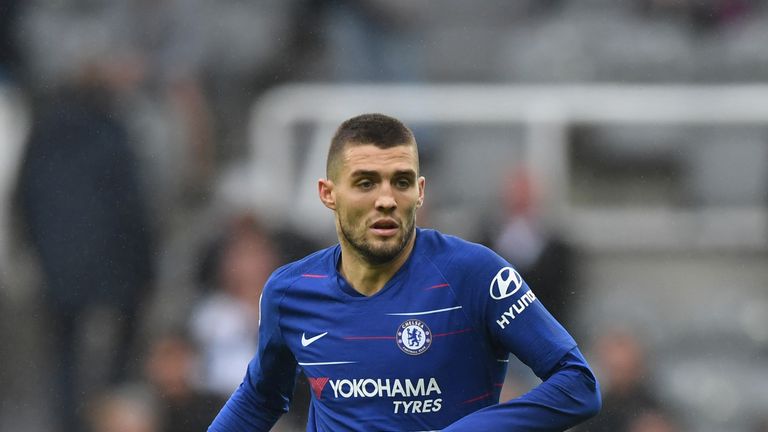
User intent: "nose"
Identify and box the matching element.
[375,184,397,212]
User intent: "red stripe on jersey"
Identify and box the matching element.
[463,392,493,404]
[343,335,396,340]
[432,328,473,337]
[301,274,328,278]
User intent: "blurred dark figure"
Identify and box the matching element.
[0,0,22,83]
[144,332,224,432]
[578,329,664,432]
[17,0,216,214]
[17,54,154,432]
[480,168,577,327]
[87,385,159,432]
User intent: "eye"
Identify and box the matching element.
[395,178,411,189]
[356,179,374,190]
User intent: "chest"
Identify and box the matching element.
[279,279,497,414]
[288,279,478,363]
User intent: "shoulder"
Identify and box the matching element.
[262,245,336,300]
[417,228,507,274]
[418,229,521,324]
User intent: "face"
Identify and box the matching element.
[220,233,274,304]
[320,143,425,265]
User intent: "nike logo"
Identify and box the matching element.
[301,332,328,347]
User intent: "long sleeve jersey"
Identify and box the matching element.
[209,228,600,431]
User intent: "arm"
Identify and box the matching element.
[443,347,600,431]
[208,276,298,432]
[445,250,600,431]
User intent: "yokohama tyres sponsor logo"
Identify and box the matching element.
[309,377,443,413]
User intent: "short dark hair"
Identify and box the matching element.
[326,113,417,180]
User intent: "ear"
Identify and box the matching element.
[318,178,336,210]
[416,176,426,208]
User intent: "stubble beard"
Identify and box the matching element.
[338,210,417,266]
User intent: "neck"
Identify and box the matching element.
[338,230,417,296]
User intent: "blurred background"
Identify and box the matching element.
[1,0,768,431]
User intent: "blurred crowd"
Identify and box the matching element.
[2,1,768,431]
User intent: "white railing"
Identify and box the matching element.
[244,84,768,251]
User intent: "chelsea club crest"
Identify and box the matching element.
[396,319,432,355]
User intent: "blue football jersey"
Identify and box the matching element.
[209,228,600,431]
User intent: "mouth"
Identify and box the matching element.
[369,219,400,237]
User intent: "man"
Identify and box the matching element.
[18,66,155,432]
[209,113,600,431]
